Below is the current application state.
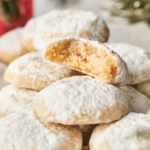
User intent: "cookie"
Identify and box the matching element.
[0,112,82,150]
[0,28,28,64]
[121,86,150,114]
[0,84,38,118]
[43,37,128,85]
[34,9,109,51]
[106,43,150,85]
[4,52,80,91]
[21,18,37,52]
[35,76,129,125]
[90,113,150,150]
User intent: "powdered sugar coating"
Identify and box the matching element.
[90,113,150,150]
[33,32,50,51]
[34,9,109,51]
[121,86,150,114]
[0,112,82,150]
[35,76,129,125]
[43,37,128,86]
[4,52,80,90]
[0,84,38,118]
[106,43,150,85]
[21,18,36,40]
[37,9,108,40]
[0,28,22,53]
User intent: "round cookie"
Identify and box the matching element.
[90,113,150,150]
[43,37,128,86]
[0,84,38,118]
[0,112,82,150]
[106,43,150,85]
[4,52,80,91]
[121,86,150,114]
[35,76,129,125]
[21,18,37,52]
[0,27,28,64]
[34,9,109,51]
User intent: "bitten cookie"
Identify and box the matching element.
[34,9,109,51]
[0,28,28,64]
[106,43,150,85]
[90,113,150,150]
[0,84,38,118]
[43,37,128,85]
[4,52,80,91]
[35,76,129,125]
[21,18,37,52]
[0,112,82,150]
[121,86,150,114]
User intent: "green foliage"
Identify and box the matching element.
[0,0,21,24]
[111,0,150,26]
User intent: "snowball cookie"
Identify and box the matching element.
[121,86,150,114]
[0,112,82,150]
[0,84,38,118]
[34,9,109,51]
[79,125,98,150]
[43,37,128,85]
[106,43,150,85]
[0,27,28,64]
[35,76,129,125]
[90,113,150,150]
[4,52,80,91]
[21,18,37,52]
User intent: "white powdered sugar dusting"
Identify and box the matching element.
[36,9,106,38]
[90,113,150,150]
[0,28,22,54]
[106,43,150,84]
[33,9,108,52]
[121,86,150,114]
[36,76,128,124]
[33,32,51,51]
[0,84,38,116]
[0,112,65,150]
[21,18,37,40]
[7,52,77,88]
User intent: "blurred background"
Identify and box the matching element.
[0,0,150,97]
[0,0,150,49]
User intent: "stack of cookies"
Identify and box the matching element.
[1,9,150,150]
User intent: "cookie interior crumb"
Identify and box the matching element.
[45,39,118,83]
